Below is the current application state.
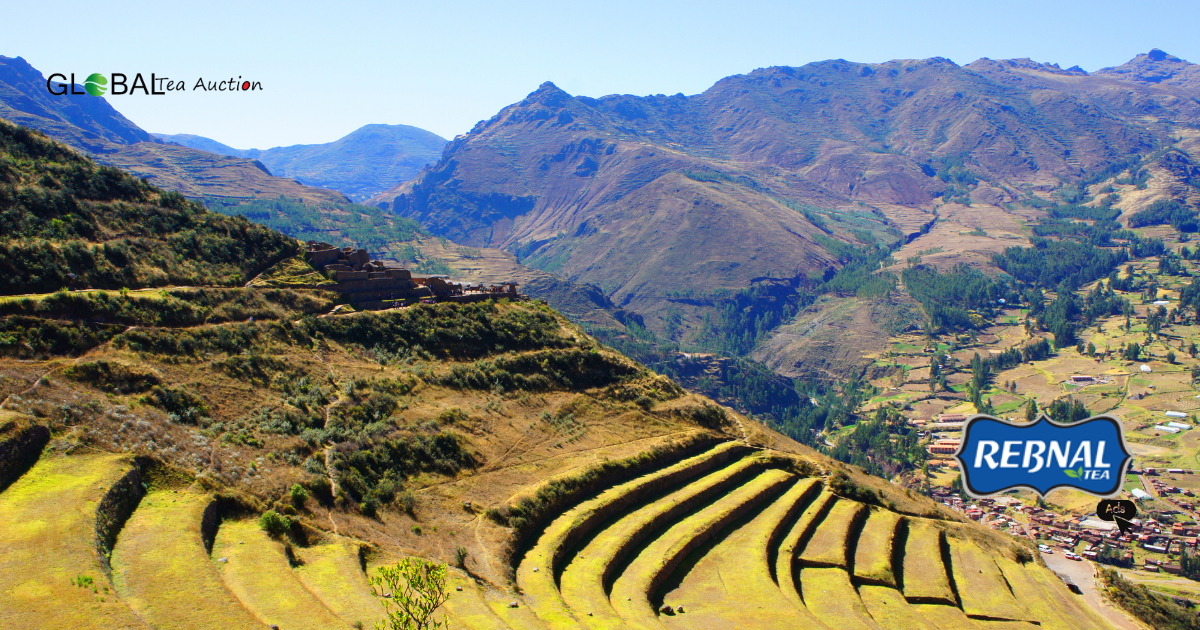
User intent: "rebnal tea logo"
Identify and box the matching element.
[954,414,1131,498]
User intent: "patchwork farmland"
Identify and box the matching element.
[0,422,1116,629]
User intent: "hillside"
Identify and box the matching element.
[0,55,347,204]
[0,117,1116,630]
[157,124,447,202]
[0,120,296,292]
[371,50,1200,339]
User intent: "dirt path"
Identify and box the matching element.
[1041,553,1143,630]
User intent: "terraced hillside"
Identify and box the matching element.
[510,439,1116,630]
[0,420,1120,630]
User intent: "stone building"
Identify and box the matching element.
[302,241,521,308]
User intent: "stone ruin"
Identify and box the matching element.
[302,241,520,307]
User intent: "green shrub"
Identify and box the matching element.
[258,510,293,538]
[370,558,448,630]
[397,491,416,515]
[289,483,309,507]
[1100,568,1200,630]
[828,470,881,506]
[64,360,161,393]
[140,386,210,424]
[332,432,476,505]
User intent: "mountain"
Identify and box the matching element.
[156,124,447,202]
[370,51,1200,336]
[0,55,346,204]
[0,56,151,151]
[1095,48,1200,90]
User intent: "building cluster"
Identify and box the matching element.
[932,475,1200,578]
[927,438,961,455]
[302,242,519,308]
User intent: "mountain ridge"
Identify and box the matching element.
[155,123,447,202]
[370,50,1200,336]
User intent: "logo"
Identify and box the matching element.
[46,73,261,96]
[84,73,108,97]
[954,413,1131,498]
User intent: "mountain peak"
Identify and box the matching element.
[1147,48,1173,62]
[1095,49,1200,89]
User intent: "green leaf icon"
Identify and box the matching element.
[1063,468,1079,478]
[84,73,107,97]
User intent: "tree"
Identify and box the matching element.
[1168,350,1177,364]
[371,558,449,630]
[1087,342,1096,357]
[1025,399,1038,422]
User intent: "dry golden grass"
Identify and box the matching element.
[947,537,1035,623]
[609,469,794,629]
[211,519,347,630]
[658,477,827,630]
[853,509,902,586]
[797,567,879,630]
[293,537,384,628]
[901,519,956,605]
[994,556,1111,630]
[516,440,743,629]
[858,585,943,630]
[110,490,263,630]
[0,451,149,630]
[557,456,763,630]
[799,498,865,568]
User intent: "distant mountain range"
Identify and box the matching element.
[0,56,444,204]
[369,50,1200,338]
[155,124,446,202]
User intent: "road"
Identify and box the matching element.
[1040,552,1142,630]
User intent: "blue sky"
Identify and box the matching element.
[9,0,1198,149]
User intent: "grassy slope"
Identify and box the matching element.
[607,469,795,627]
[110,490,265,630]
[799,498,866,567]
[947,536,1036,622]
[994,556,1112,630]
[0,120,297,294]
[557,456,762,630]
[774,490,837,611]
[658,477,824,629]
[211,520,347,630]
[293,538,384,628]
[901,519,956,605]
[797,567,880,630]
[0,452,148,630]
[517,440,745,628]
[853,509,902,586]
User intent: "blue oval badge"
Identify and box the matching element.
[953,414,1132,498]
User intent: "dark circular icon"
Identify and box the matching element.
[1097,499,1137,534]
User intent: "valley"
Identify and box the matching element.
[6,46,1200,629]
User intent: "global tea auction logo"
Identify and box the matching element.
[953,413,1131,498]
[46,72,262,96]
